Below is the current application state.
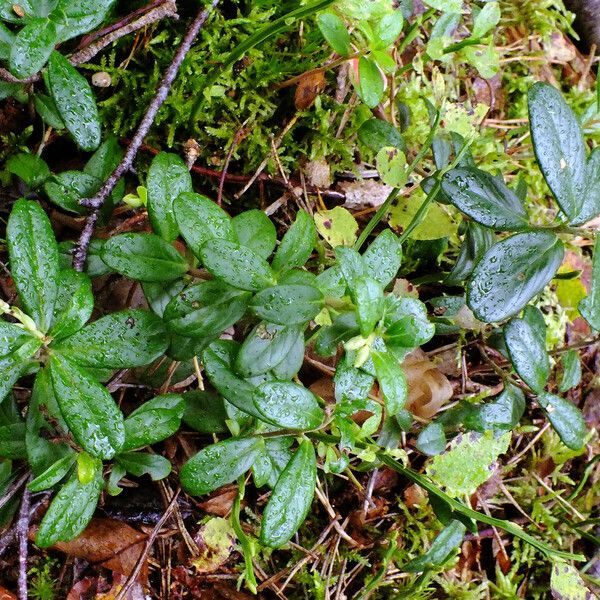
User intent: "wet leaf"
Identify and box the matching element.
[362,229,403,288]
[250,284,324,325]
[44,170,99,214]
[356,56,384,108]
[232,209,277,259]
[10,17,58,78]
[559,349,582,393]
[116,452,172,480]
[538,392,587,450]
[49,269,93,341]
[271,210,316,273]
[579,236,600,330]
[372,350,407,415]
[358,118,405,152]
[317,12,351,56]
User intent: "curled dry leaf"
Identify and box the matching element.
[401,349,453,419]
[197,484,238,517]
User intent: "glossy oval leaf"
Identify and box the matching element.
[467,231,564,323]
[115,452,171,481]
[372,350,407,416]
[28,453,76,492]
[353,276,384,336]
[101,232,188,282]
[271,210,316,273]
[55,0,115,41]
[528,82,586,220]
[180,436,263,496]
[260,440,316,548]
[49,268,93,341]
[44,170,99,214]
[54,309,168,369]
[357,118,405,153]
[441,167,529,231]
[147,152,192,241]
[579,235,600,331]
[250,284,324,325]
[253,381,324,430]
[356,56,384,109]
[7,198,59,332]
[232,209,277,259]
[538,392,587,450]
[200,239,275,292]
[317,12,351,55]
[49,356,125,459]
[362,229,403,287]
[47,51,100,151]
[10,17,58,78]
[559,349,582,393]
[504,317,549,393]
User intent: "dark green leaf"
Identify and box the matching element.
[334,354,374,404]
[270,328,305,379]
[372,350,407,415]
[353,276,384,336]
[316,12,351,56]
[49,356,125,459]
[465,384,525,433]
[44,170,99,214]
[358,118,405,153]
[362,229,403,287]
[47,51,100,151]
[522,305,547,344]
[528,82,585,220]
[0,21,14,60]
[384,314,435,353]
[446,222,494,285]
[251,284,323,325]
[84,135,122,180]
[163,281,250,337]
[7,198,59,332]
[314,312,359,356]
[49,269,93,341]
[232,209,277,259]
[35,467,102,548]
[200,239,275,291]
[6,153,50,189]
[54,0,115,41]
[34,92,65,129]
[253,381,323,430]
[182,390,228,434]
[101,233,188,282]
[271,210,316,273]
[416,422,446,455]
[174,192,236,257]
[571,147,600,225]
[559,349,582,393]
[356,56,384,109]
[504,317,549,393]
[147,152,192,241]
[579,236,600,330]
[236,322,303,377]
[122,394,184,451]
[142,279,185,318]
[404,520,466,572]
[0,422,26,458]
[180,436,263,496]
[0,321,35,356]
[467,231,564,322]
[54,309,168,369]
[260,440,316,548]
[538,392,587,450]
[442,167,529,231]
[0,334,39,402]
[253,437,294,489]
[116,452,171,481]
[28,453,76,492]
[335,246,366,290]
[10,17,58,78]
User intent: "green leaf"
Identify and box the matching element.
[250,284,324,325]
[426,431,511,497]
[404,520,466,572]
[416,422,446,455]
[28,453,76,492]
[362,229,403,288]
[314,312,360,356]
[34,92,65,129]
[174,192,236,257]
[122,394,184,451]
[10,17,58,78]
[314,206,358,248]
[182,390,228,434]
[504,317,550,393]
[6,153,50,189]
[47,51,100,151]
[0,422,26,458]
[232,209,277,259]
[550,562,593,600]
[441,167,529,231]
[334,354,374,404]
[54,309,168,369]
[0,21,14,60]
[146,152,192,242]
[579,236,600,330]
[559,349,582,393]
[357,118,405,152]
[180,436,264,496]
[372,350,407,415]
[253,381,324,430]
[200,239,275,291]
[101,233,188,282]
[7,198,59,332]
[202,340,263,418]
[422,0,462,12]
[253,437,294,489]
[271,210,316,273]
[54,0,115,41]
[84,135,122,181]
[163,281,250,337]
[260,440,316,548]
[384,314,435,353]
[472,1,500,38]
[35,467,102,548]
[537,392,587,450]
[236,322,303,377]
[0,331,41,401]
[571,147,600,225]
[44,171,99,214]
[116,452,171,481]
[372,10,403,48]
[316,12,351,55]
[142,279,185,318]
[49,269,93,341]
[467,231,564,322]
[271,329,305,379]
[376,146,407,188]
[465,384,526,433]
[528,82,585,220]
[356,56,384,108]
[353,276,384,336]
[48,356,125,459]
[336,246,366,290]
[446,222,494,285]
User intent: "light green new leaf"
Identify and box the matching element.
[372,350,407,416]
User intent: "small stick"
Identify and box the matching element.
[73,0,219,271]
[17,479,31,600]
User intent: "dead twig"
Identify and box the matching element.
[73,0,219,271]
[17,478,31,600]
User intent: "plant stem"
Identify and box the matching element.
[72,0,219,271]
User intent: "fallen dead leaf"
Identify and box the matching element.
[198,484,238,517]
[0,586,16,600]
[295,70,326,110]
[191,517,236,574]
